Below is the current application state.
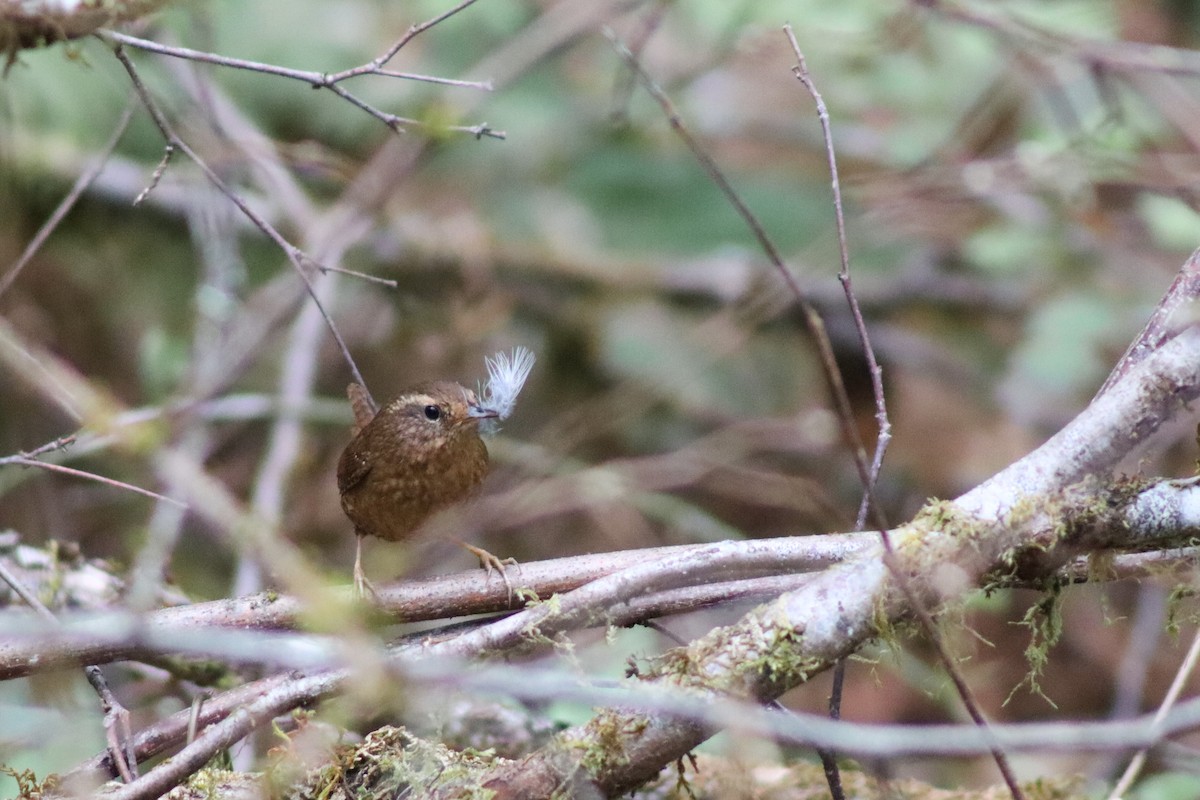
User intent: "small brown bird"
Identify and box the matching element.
[337,380,500,596]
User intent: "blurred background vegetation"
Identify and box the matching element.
[3,0,1200,795]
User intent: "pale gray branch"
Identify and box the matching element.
[477,324,1200,796]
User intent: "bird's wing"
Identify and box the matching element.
[346,383,377,435]
[336,443,372,494]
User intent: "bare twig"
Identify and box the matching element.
[0,559,138,783]
[317,264,399,288]
[790,35,1023,773]
[0,397,348,501]
[608,0,672,122]
[783,26,892,528]
[888,552,1026,800]
[0,96,137,300]
[16,435,76,459]
[102,30,490,91]
[64,671,297,788]
[100,0,507,140]
[108,42,371,395]
[604,29,884,533]
[132,144,174,206]
[1109,627,1200,798]
[0,455,187,509]
[783,26,896,799]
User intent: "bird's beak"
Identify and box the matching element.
[467,403,500,420]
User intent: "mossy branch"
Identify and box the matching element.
[477,325,1200,796]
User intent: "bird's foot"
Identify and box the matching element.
[353,574,381,603]
[353,557,380,603]
[461,542,519,601]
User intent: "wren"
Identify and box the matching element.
[337,380,500,596]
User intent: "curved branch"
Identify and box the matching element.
[477,324,1200,796]
[0,534,870,679]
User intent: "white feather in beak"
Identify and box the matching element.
[476,346,535,433]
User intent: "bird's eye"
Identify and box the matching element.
[423,405,441,421]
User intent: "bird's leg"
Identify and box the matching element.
[353,534,378,601]
[456,539,518,600]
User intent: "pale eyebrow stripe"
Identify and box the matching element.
[386,394,439,413]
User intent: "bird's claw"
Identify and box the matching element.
[462,543,520,602]
[353,574,381,603]
[353,551,380,603]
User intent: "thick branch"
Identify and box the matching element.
[0,534,866,679]
[479,324,1200,796]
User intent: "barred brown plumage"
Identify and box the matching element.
[337,380,498,597]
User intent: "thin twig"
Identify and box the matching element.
[351,0,487,77]
[372,68,491,89]
[1109,627,1200,798]
[783,26,892,529]
[98,671,339,800]
[889,551,1026,800]
[603,30,883,533]
[783,28,1024,800]
[0,456,187,509]
[0,96,137,300]
[783,27,894,799]
[101,0,505,140]
[102,30,489,92]
[108,42,371,394]
[132,143,175,206]
[65,671,297,786]
[0,397,350,501]
[17,434,76,459]
[0,560,139,783]
[820,662,847,800]
[609,0,672,123]
[317,264,400,288]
